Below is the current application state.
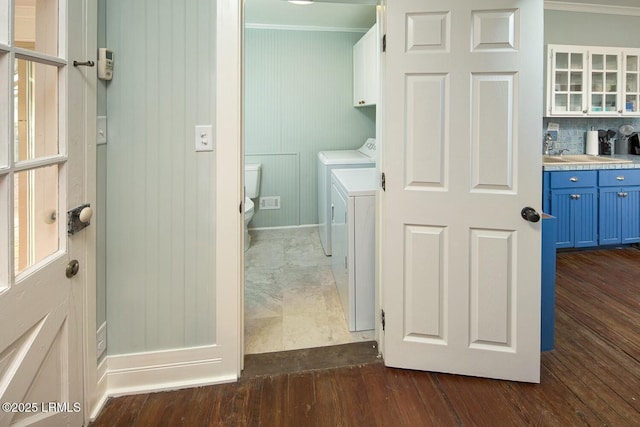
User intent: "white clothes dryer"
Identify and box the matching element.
[317,138,377,255]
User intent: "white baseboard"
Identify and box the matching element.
[89,358,109,421]
[90,345,237,419]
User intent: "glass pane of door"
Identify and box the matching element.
[14,58,59,162]
[14,0,59,56]
[14,164,59,275]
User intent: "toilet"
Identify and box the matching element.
[244,163,261,251]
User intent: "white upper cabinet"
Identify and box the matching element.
[588,48,621,115]
[547,45,588,116]
[623,52,640,115]
[546,44,640,117]
[353,24,378,107]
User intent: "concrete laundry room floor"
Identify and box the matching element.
[244,226,373,354]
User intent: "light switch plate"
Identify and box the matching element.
[97,116,107,144]
[195,125,214,152]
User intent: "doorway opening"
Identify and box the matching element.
[242,0,380,358]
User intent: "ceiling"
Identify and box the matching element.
[245,0,377,30]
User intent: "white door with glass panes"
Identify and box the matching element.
[0,0,92,425]
[382,0,543,382]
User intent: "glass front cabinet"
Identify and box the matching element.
[546,44,640,117]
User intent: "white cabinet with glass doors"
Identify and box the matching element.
[623,52,640,115]
[546,44,640,117]
[547,45,588,116]
[588,48,621,115]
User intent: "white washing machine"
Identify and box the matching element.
[331,168,377,331]
[317,138,376,256]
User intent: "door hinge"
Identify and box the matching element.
[239,201,243,214]
[381,309,386,331]
[382,34,386,52]
[381,172,386,191]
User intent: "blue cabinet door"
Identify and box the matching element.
[599,187,621,245]
[599,186,640,245]
[551,187,597,248]
[550,189,573,248]
[573,188,598,248]
[621,186,640,244]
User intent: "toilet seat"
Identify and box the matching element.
[245,197,254,215]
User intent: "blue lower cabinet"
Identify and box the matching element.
[599,186,640,245]
[550,188,598,249]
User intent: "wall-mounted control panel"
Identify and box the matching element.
[98,48,114,80]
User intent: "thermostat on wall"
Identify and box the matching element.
[98,48,114,80]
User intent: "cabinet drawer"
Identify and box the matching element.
[549,171,597,189]
[598,169,640,187]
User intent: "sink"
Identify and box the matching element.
[543,155,633,165]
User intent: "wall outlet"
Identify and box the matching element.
[96,322,107,359]
[259,196,280,210]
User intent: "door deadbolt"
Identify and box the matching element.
[66,260,80,278]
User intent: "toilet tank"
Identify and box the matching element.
[245,163,261,199]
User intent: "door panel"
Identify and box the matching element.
[382,0,542,382]
[0,0,87,424]
[403,225,446,342]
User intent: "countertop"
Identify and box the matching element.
[543,154,640,171]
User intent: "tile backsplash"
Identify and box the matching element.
[542,118,640,154]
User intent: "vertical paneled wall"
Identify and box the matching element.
[105,0,216,355]
[244,28,376,228]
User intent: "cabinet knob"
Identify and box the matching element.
[616,176,625,181]
[570,194,581,200]
[618,192,628,198]
[569,177,579,182]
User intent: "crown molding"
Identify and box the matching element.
[545,1,640,17]
[245,23,368,33]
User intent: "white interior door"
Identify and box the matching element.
[381,0,543,382]
[0,0,90,424]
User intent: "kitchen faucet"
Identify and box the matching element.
[558,148,569,156]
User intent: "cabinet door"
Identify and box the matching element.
[547,46,587,116]
[353,25,377,107]
[573,188,598,248]
[550,190,573,248]
[621,186,640,243]
[551,188,597,248]
[599,187,621,245]
[623,52,640,115]
[353,35,367,106]
[589,49,621,115]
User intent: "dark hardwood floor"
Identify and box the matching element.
[91,248,640,426]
